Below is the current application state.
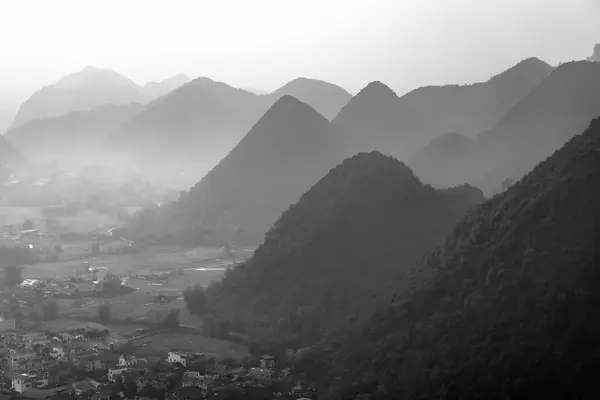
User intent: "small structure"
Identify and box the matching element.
[167,351,204,367]
[12,373,35,393]
[260,354,275,369]
[118,353,137,367]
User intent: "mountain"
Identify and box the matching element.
[5,103,143,164]
[111,77,352,172]
[143,74,191,99]
[332,58,552,161]
[112,76,264,170]
[588,44,600,62]
[0,110,13,135]
[0,135,19,166]
[120,95,348,246]
[310,116,600,399]
[11,66,147,128]
[205,151,484,348]
[267,77,352,120]
[408,132,476,188]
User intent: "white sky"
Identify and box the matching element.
[0,0,598,110]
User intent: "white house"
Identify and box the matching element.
[118,353,137,367]
[12,374,35,393]
[167,351,203,367]
[108,365,128,382]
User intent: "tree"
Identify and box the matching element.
[123,377,138,399]
[22,219,34,230]
[98,303,111,324]
[162,309,180,329]
[42,300,59,320]
[182,284,206,316]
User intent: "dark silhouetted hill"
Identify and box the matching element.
[305,116,600,400]
[11,66,147,128]
[121,95,348,246]
[333,58,552,161]
[205,151,483,348]
[6,103,143,163]
[266,77,352,120]
[588,44,600,62]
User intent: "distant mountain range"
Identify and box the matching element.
[109,76,351,169]
[410,60,600,195]
[120,95,348,246]
[333,57,552,160]
[205,150,484,346]
[10,66,190,128]
[305,116,600,399]
[0,135,19,166]
[5,103,144,164]
[0,109,13,135]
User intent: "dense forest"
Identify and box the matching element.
[296,117,600,399]
[204,151,484,353]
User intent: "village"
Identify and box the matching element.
[0,220,313,400]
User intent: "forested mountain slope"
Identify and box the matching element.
[306,116,600,399]
[207,151,484,348]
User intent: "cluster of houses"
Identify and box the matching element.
[0,322,305,400]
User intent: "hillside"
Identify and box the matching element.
[588,44,600,62]
[121,95,348,246]
[333,58,552,161]
[267,77,352,120]
[10,67,189,130]
[408,132,476,188]
[411,61,600,194]
[306,116,600,399]
[143,73,191,99]
[11,66,146,128]
[6,103,143,164]
[113,76,264,169]
[206,151,484,349]
[0,135,20,166]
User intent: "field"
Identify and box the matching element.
[23,244,254,326]
[0,206,120,232]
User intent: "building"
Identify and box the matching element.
[8,352,37,370]
[250,367,272,385]
[11,373,35,393]
[260,354,275,369]
[108,365,128,382]
[118,353,137,367]
[91,391,112,400]
[72,381,95,396]
[167,351,204,367]
[77,354,106,372]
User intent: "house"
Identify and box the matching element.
[118,353,137,367]
[259,354,275,369]
[107,365,128,382]
[8,352,37,370]
[77,354,106,372]
[166,351,203,367]
[72,381,95,396]
[51,344,66,358]
[86,378,104,389]
[11,373,35,393]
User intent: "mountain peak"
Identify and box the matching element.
[358,81,398,98]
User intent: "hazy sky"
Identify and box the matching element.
[0,0,598,110]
